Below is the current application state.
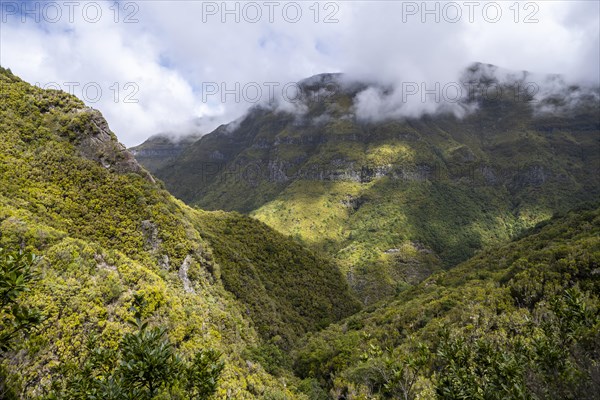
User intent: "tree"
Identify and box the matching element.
[184,349,225,399]
[47,295,225,399]
[382,343,430,400]
[119,317,182,399]
[0,247,43,399]
[0,247,43,352]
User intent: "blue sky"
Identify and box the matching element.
[1,1,598,146]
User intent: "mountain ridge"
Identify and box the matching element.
[1,64,599,399]
[136,63,600,304]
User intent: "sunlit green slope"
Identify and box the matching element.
[0,67,358,398]
[145,66,600,304]
[293,204,600,399]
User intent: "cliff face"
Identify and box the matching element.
[74,108,156,183]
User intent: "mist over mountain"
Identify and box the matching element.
[3,1,598,147]
[136,62,599,145]
[135,63,600,304]
[1,49,599,399]
[1,0,600,397]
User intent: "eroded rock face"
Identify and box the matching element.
[141,220,161,252]
[341,195,366,212]
[75,108,155,183]
[178,255,195,293]
[267,160,291,183]
[513,165,550,188]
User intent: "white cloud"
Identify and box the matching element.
[0,0,597,146]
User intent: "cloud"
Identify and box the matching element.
[0,0,597,146]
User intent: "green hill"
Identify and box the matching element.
[142,65,600,304]
[2,65,599,400]
[293,204,600,399]
[0,67,358,398]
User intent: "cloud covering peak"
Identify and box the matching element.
[1,1,598,146]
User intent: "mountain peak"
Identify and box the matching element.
[299,72,344,86]
[74,108,156,183]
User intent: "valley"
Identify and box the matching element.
[0,64,598,399]
[136,64,600,305]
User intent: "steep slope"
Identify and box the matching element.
[146,64,600,304]
[194,211,360,349]
[293,204,600,399]
[130,133,202,172]
[0,67,358,398]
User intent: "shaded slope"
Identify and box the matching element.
[193,211,361,348]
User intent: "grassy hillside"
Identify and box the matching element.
[3,65,598,399]
[292,204,600,399]
[147,67,600,304]
[192,210,361,349]
[0,67,358,398]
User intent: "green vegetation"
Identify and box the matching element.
[292,205,600,398]
[146,70,600,304]
[47,299,224,400]
[193,211,361,348]
[0,247,43,399]
[0,66,358,398]
[2,65,599,399]
[0,247,43,352]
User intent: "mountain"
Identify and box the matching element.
[138,63,600,304]
[2,65,599,399]
[130,133,202,173]
[0,67,359,398]
[293,204,600,399]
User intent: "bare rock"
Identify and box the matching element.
[75,108,155,183]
